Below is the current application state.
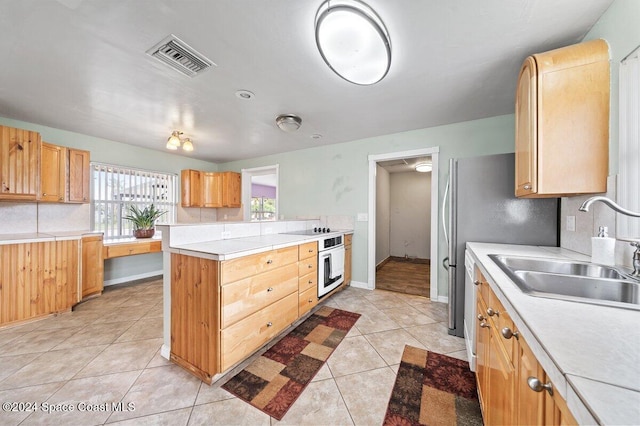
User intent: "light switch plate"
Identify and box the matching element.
[566,215,576,232]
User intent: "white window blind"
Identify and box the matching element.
[91,163,177,239]
[618,46,640,239]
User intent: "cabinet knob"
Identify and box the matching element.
[486,307,498,317]
[527,377,553,396]
[308,249,313,253]
[308,299,313,303]
[59,197,63,201]
[473,280,480,286]
[308,280,313,284]
[267,287,274,292]
[308,264,312,269]
[266,259,273,264]
[266,322,273,327]
[83,197,87,201]
[42,193,47,196]
[477,314,486,321]
[479,322,490,328]
[501,327,519,340]
[523,184,531,190]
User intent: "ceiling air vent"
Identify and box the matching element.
[146,34,215,77]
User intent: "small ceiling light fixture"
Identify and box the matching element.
[315,0,391,85]
[276,114,302,132]
[235,90,255,100]
[165,130,194,151]
[415,163,432,173]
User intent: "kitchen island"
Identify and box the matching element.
[468,242,640,425]
[158,221,353,384]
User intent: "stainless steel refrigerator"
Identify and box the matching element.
[444,153,559,338]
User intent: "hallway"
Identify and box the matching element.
[375,257,430,297]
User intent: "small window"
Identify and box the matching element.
[91,163,177,239]
[251,196,276,221]
[618,46,640,239]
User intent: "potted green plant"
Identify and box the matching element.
[124,204,167,238]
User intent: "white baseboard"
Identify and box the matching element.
[349,280,372,290]
[160,344,170,360]
[435,295,449,304]
[104,270,163,287]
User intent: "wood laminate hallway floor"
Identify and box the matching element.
[376,257,430,297]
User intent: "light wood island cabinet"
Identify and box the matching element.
[0,125,40,201]
[475,267,577,425]
[515,39,609,198]
[298,241,318,316]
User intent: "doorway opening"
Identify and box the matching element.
[241,165,279,221]
[368,148,439,300]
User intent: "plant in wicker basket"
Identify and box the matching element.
[124,204,167,238]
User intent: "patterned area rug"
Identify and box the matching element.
[222,306,360,420]
[384,345,483,426]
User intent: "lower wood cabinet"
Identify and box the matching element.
[475,267,577,426]
[344,233,353,285]
[0,240,79,326]
[81,234,104,298]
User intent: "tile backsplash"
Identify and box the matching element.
[0,202,91,234]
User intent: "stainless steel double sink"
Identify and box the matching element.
[489,254,640,310]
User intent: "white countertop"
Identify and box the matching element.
[170,231,348,260]
[467,242,640,425]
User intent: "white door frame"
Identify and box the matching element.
[367,147,440,300]
[241,164,279,221]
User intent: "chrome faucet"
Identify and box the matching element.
[578,196,640,217]
[632,243,640,277]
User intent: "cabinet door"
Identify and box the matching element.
[68,149,90,203]
[486,329,515,426]
[40,142,66,202]
[0,126,40,200]
[515,57,537,197]
[222,171,241,207]
[202,172,222,207]
[181,169,202,207]
[516,334,546,425]
[344,242,352,285]
[82,234,104,298]
[476,297,490,417]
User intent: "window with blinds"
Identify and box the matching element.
[618,46,640,239]
[91,163,177,239]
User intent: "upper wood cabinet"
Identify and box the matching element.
[515,39,610,198]
[67,148,90,203]
[39,143,90,203]
[181,169,202,207]
[0,125,41,200]
[40,142,66,202]
[221,171,241,208]
[181,169,241,208]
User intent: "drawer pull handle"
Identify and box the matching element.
[527,377,553,396]
[523,184,532,190]
[473,280,480,286]
[308,280,313,284]
[479,322,490,329]
[266,322,273,327]
[266,260,273,264]
[267,287,274,292]
[486,307,498,317]
[308,264,312,269]
[501,327,519,340]
[308,298,313,303]
[42,193,47,196]
[308,249,313,253]
[477,314,485,321]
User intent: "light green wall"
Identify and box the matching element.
[582,0,640,175]
[0,116,218,283]
[223,114,516,296]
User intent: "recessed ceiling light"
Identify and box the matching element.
[311,134,323,139]
[235,90,255,100]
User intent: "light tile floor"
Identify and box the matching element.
[0,280,467,426]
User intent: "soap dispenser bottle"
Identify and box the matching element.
[591,226,615,265]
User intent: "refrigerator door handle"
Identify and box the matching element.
[442,178,450,246]
[448,159,458,263]
[443,256,449,271]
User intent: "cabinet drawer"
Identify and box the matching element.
[221,292,298,371]
[298,241,317,260]
[488,290,516,362]
[221,263,298,328]
[221,246,298,284]
[298,258,317,276]
[298,285,318,317]
[103,240,161,259]
[299,271,317,293]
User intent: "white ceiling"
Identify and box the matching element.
[0,0,613,163]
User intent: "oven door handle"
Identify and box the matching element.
[322,253,331,281]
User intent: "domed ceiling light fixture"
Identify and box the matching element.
[415,162,432,173]
[276,114,302,132]
[315,0,391,85]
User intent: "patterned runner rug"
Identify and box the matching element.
[222,306,360,420]
[384,345,483,426]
